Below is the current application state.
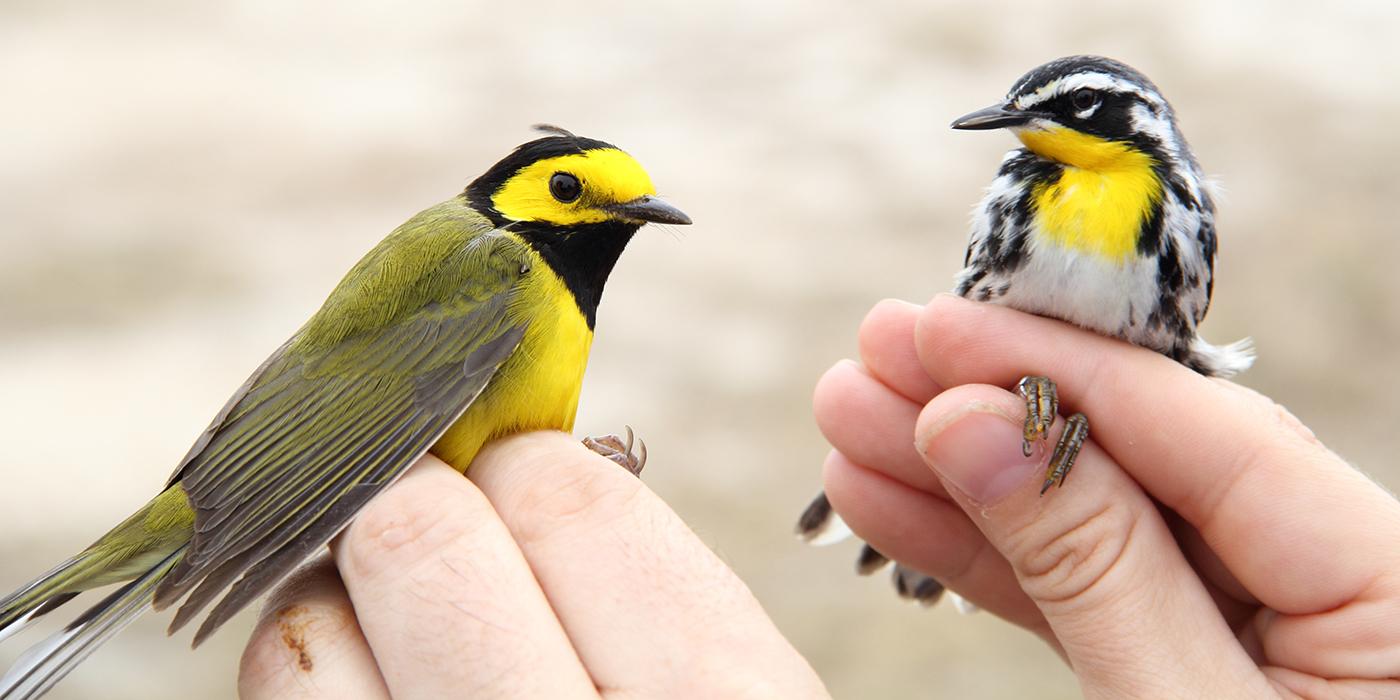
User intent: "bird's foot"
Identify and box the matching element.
[583,425,647,477]
[1017,375,1058,456]
[1017,375,1089,494]
[1042,413,1089,494]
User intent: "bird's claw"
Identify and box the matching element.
[1018,375,1089,495]
[1041,413,1089,493]
[1017,375,1058,449]
[582,425,647,477]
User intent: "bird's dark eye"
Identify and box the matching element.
[549,172,582,203]
[1071,88,1100,112]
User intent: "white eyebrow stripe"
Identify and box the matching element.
[1013,72,1165,110]
[1014,78,1060,109]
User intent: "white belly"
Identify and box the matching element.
[991,234,1161,344]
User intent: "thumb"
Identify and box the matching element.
[914,384,1272,698]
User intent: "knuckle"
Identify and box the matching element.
[1220,380,1322,447]
[1011,501,1141,606]
[1193,386,1331,531]
[506,459,642,545]
[1267,399,1322,447]
[341,472,488,581]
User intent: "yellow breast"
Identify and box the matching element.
[1019,126,1163,262]
[431,244,594,470]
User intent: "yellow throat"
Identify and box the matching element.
[1018,126,1163,262]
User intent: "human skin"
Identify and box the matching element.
[237,293,1400,699]
[815,294,1400,698]
[237,432,830,700]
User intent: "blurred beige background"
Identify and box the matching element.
[1,1,1397,698]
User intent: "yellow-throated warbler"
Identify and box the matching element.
[798,55,1253,605]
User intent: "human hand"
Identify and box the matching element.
[238,431,829,699]
[815,295,1400,698]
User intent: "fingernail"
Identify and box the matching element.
[876,298,921,311]
[918,403,1038,506]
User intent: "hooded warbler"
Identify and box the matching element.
[0,125,689,698]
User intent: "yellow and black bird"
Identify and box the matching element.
[798,56,1252,605]
[0,126,689,698]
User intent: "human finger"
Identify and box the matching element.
[239,555,389,700]
[914,383,1274,698]
[914,294,1400,626]
[820,449,1047,634]
[333,456,597,700]
[857,298,942,404]
[813,360,946,497]
[468,432,829,698]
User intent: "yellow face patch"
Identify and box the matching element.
[491,148,657,226]
[1020,126,1163,262]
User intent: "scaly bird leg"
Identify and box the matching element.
[582,425,647,477]
[1042,413,1089,494]
[1017,375,1058,456]
[1018,376,1090,495]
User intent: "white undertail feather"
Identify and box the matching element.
[1189,336,1255,378]
[0,609,45,648]
[948,592,980,615]
[804,511,854,547]
[0,548,184,700]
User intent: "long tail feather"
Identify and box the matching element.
[0,555,99,645]
[0,546,185,700]
[0,595,78,647]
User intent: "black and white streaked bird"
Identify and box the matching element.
[797,56,1254,605]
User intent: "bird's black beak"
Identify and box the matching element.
[950,103,1048,130]
[605,195,692,225]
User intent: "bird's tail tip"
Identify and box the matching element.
[795,492,854,546]
[0,555,92,646]
[1188,336,1255,378]
[0,547,184,700]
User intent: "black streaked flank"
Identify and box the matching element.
[1137,188,1167,256]
[955,267,986,296]
[1166,171,1200,211]
[1157,235,1185,293]
[994,152,1059,274]
[1197,219,1218,321]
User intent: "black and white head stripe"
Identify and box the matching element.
[1008,55,1166,111]
[1004,56,1198,170]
